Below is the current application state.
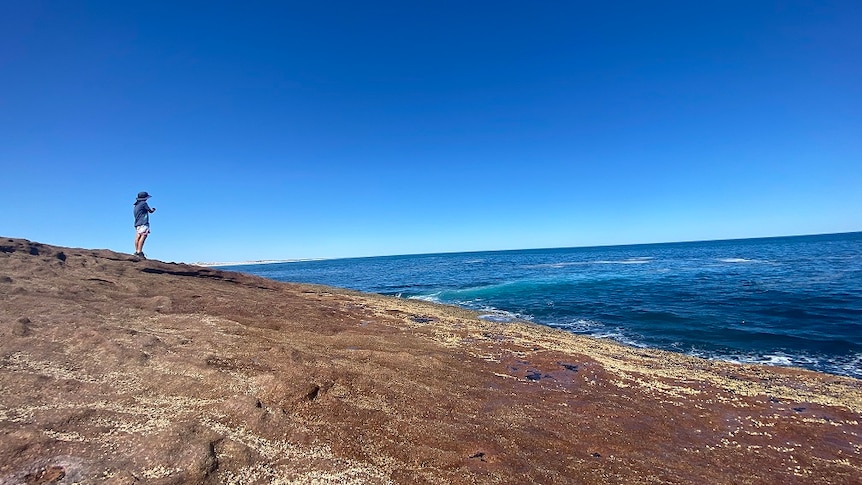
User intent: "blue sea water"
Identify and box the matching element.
[224,232,862,379]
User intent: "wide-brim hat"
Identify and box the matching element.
[136,191,152,200]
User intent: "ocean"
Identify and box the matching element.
[223,232,862,379]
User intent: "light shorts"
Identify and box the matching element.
[135,225,150,235]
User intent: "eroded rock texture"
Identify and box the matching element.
[0,237,860,484]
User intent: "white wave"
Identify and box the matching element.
[472,303,533,323]
[479,313,517,323]
[408,293,442,303]
[752,354,795,366]
[526,262,583,269]
[705,352,806,369]
[478,308,524,323]
[834,353,862,378]
[550,319,648,348]
[718,258,759,263]
[598,333,649,348]
[555,318,600,332]
[568,329,649,349]
[590,330,627,340]
[684,348,862,378]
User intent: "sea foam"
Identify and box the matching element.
[232,232,862,378]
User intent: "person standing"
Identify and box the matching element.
[133,191,156,259]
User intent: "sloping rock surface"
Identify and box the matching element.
[0,237,860,484]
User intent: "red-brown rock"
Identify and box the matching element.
[1,237,860,484]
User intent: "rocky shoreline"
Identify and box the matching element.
[1,237,860,484]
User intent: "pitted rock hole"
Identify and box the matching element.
[468,452,487,462]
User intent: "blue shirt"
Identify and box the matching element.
[134,201,151,227]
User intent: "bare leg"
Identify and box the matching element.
[135,233,148,253]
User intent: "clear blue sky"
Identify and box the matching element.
[1,1,860,262]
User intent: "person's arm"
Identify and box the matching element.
[149,207,156,213]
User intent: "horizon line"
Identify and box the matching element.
[214,230,862,267]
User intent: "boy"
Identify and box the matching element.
[133,191,156,259]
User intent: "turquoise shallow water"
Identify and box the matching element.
[225,232,862,378]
